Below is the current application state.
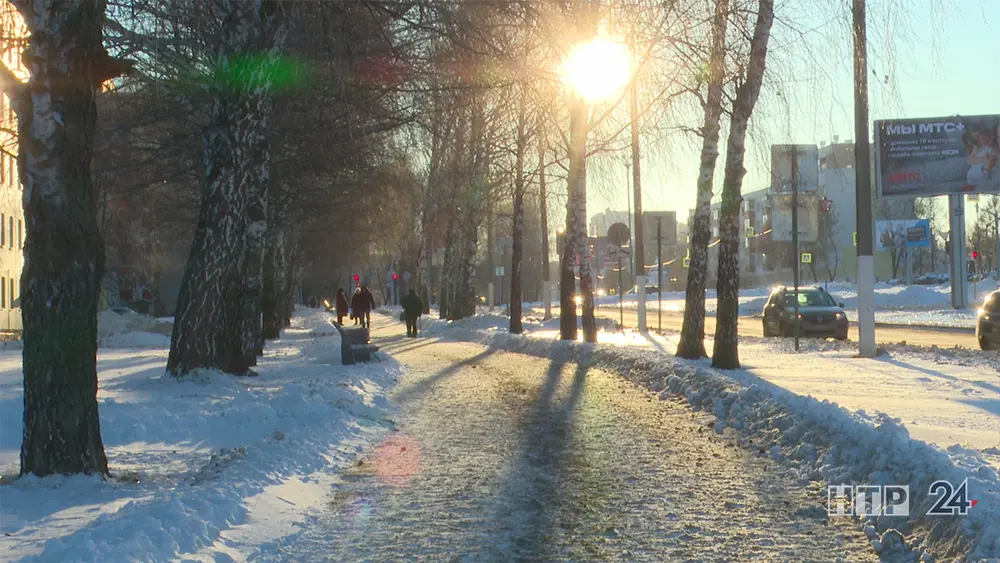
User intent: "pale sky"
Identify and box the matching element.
[586,0,999,222]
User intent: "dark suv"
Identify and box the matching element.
[976,289,1000,350]
[762,286,848,340]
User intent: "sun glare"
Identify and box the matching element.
[561,38,631,104]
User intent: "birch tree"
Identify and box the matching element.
[167,0,284,377]
[676,0,728,359]
[712,0,775,369]
[5,0,129,476]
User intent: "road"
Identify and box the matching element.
[269,317,876,562]
[596,307,981,349]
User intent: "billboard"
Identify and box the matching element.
[875,115,1000,197]
[769,193,819,242]
[771,144,819,194]
[875,219,930,251]
[641,211,677,245]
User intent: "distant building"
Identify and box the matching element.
[0,1,27,331]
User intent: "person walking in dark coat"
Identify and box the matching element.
[355,285,376,328]
[335,288,350,325]
[401,289,423,337]
[350,287,363,325]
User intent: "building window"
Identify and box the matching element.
[1,214,5,247]
[17,219,22,249]
[8,216,13,249]
[2,277,6,309]
[9,278,13,309]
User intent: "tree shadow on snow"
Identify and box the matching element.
[483,359,589,559]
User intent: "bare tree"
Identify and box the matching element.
[5,0,129,476]
[712,0,775,369]
[676,0,728,359]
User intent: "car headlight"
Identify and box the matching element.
[835,312,845,320]
[796,314,802,319]
[574,295,583,305]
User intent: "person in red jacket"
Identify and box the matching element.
[335,288,350,325]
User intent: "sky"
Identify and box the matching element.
[586,0,1000,224]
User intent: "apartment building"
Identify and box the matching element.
[0,0,26,331]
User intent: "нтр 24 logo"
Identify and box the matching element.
[926,479,978,516]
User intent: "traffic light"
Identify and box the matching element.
[973,251,980,259]
[392,273,399,281]
[353,274,360,282]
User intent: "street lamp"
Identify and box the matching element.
[557,36,631,342]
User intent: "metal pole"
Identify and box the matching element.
[791,148,800,352]
[618,256,624,328]
[657,217,662,333]
[853,0,876,357]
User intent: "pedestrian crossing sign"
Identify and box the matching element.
[683,257,690,268]
[745,226,754,238]
[801,252,812,264]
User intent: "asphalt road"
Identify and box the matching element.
[595,307,982,350]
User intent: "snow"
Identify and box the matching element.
[412,310,1000,561]
[0,307,401,562]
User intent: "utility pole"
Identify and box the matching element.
[791,149,800,352]
[853,0,876,357]
[657,216,662,333]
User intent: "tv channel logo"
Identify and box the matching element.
[827,485,910,517]
[828,479,978,517]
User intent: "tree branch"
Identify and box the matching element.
[0,61,25,102]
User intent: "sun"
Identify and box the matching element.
[561,38,631,104]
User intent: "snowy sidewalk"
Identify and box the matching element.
[0,308,402,562]
[267,323,877,561]
[412,311,1000,561]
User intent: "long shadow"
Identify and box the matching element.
[381,339,440,356]
[879,356,1000,395]
[391,348,498,406]
[641,332,668,354]
[955,397,1000,417]
[483,358,590,559]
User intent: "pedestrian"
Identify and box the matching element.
[335,288,349,325]
[350,287,363,325]
[401,289,423,338]
[359,285,376,328]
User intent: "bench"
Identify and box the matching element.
[332,321,380,365]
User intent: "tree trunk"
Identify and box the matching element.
[235,137,269,364]
[452,104,484,320]
[509,89,528,334]
[538,131,551,319]
[262,216,286,340]
[560,99,591,341]
[15,0,114,477]
[677,0,729,359]
[712,0,774,370]
[167,0,282,377]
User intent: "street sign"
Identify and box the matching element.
[607,222,630,246]
[801,253,812,264]
[608,245,632,258]
[745,226,754,238]
[495,266,505,277]
[682,257,690,268]
[402,272,412,281]
[820,197,833,213]
[853,232,858,246]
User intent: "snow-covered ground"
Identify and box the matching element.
[592,280,999,328]
[415,311,1000,561]
[0,307,402,562]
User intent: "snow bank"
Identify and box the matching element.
[417,317,1000,562]
[1,307,402,562]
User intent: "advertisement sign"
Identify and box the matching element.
[769,193,819,243]
[875,115,1000,197]
[875,219,931,250]
[641,211,677,245]
[771,144,819,194]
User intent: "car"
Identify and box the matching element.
[976,289,1000,350]
[762,285,848,340]
[108,306,139,316]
